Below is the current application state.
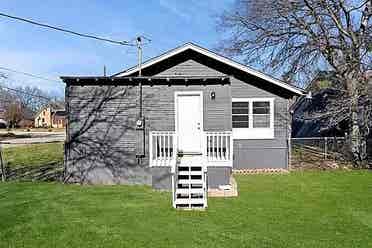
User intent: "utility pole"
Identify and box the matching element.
[103,65,107,77]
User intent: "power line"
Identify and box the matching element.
[0,66,61,83]
[0,85,51,101]
[0,12,136,46]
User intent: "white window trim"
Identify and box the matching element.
[232,97,275,139]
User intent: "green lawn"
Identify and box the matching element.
[2,142,64,168]
[0,171,371,247]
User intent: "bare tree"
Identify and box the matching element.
[13,85,50,113]
[4,102,23,128]
[218,0,372,167]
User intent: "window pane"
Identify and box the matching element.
[232,108,248,114]
[232,115,248,122]
[232,102,249,114]
[253,114,270,128]
[253,101,270,114]
[232,121,249,128]
[232,102,248,108]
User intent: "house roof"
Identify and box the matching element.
[52,110,66,118]
[292,88,349,137]
[113,42,304,96]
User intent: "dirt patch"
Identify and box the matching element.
[291,159,353,171]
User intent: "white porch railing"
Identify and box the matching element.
[149,131,233,168]
[204,131,233,166]
[149,131,177,168]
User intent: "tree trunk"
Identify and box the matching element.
[348,73,368,168]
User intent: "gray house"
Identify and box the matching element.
[62,43,304,208]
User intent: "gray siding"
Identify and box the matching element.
[231,78,290,169]
[207,167,231,188]
[66,60,232,186]
[143,84,232,132]
[156,59,225,77]
[146,59,232,188]
[65,85,152,185]
[65,58,292,187]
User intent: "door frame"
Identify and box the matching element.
[174,91,204,153]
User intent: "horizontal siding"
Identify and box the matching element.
[143,84,231,132]
[65,57,292,185]
[65,85,152,185]
[231,77,290,169]
[156,59,225,77]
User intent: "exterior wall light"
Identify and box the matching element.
[210,91,216,100]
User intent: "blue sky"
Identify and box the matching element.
[0,0,234,97]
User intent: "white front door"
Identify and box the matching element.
[176,92,203,153]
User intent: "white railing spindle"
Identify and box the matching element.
[150,131,177,167]
[204,131,232,166]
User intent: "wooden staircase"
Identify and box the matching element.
[172,155,207,209]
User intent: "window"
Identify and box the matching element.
[253,101,270,128]
[232,102,249,128]
[232,98,274,139]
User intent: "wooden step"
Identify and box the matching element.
[178,179,203,185]
[177,170,203,176]
[174,198,205,205]
[177,163,203,168]
[176,188,204,194]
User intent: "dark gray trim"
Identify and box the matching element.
[61,76,230,86]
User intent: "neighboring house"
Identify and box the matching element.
[61,43,304,208]
[292,70,372,163]
[35,104,66,128]
[52,110,66,128]
[292,71,372,138]
[291,88,348,137]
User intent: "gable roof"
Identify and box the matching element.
[114,42,304,96]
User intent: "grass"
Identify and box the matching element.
[2,142,64,168]
[0,171,372,247]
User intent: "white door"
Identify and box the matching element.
[176,92,203,153]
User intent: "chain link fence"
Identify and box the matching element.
[0,132,368,182]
